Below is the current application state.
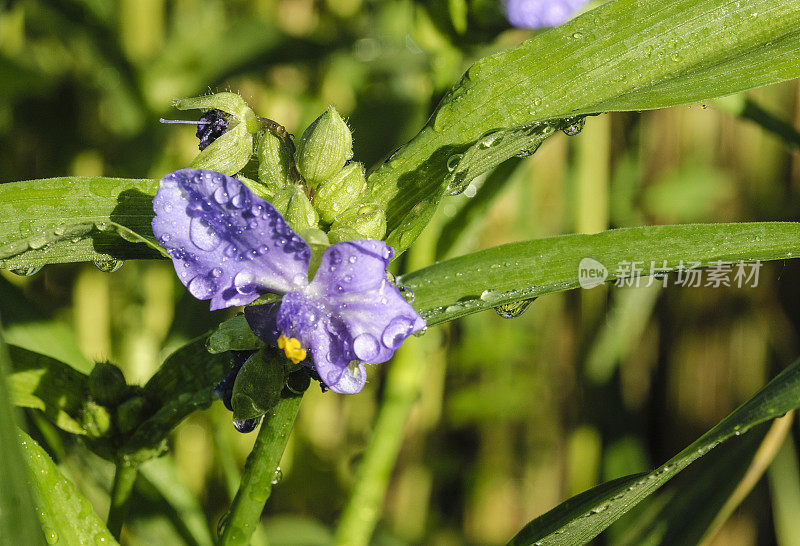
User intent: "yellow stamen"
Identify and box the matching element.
[277,334,307,364]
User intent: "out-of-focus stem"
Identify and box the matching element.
[107,462,138,540]
[218,393,303,546]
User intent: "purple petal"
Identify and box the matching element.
[152,169,311,310]
[271,241,424,394]
[505,0,589,28]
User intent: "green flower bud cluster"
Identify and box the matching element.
[82,361,150,441]
[169,93,388,241]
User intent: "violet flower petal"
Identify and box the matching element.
[267,240,424,394]
[152,169,311,310]
[505,0,589,29]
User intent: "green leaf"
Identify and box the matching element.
[0,176,161,270]
[120,335,231,462]
[0,329,45,545]
[6,345,89,435]
[144,334,231,407]
[365,0,800,252]
[231,349,285,421]
[507,355,800,546]
[611,424,768,546]
[400,222,800,326]
[207,314,264,354]
[18,430,119,546]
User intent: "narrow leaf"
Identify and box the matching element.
[18,430,119,546]
[400,222,800,326]
[508,354,800,545]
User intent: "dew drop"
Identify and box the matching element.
[10,266,42,277]
[224,244,237,258]
[93,258,124,273]
[562,117,586,136]
[211,268,223,278]
[271,467,283,485]
[233,416,261,433]
[516,142,541,158]
[353,333,381,361]
[188,275,216,298]
[446,153,463,173]
[257,244,269,255]
[399,285,415,303]
[217,513,230,538]
[189,216,222,251]
[233,271,256,294]
[381,316,415,349]
[480,289,503,304]
[213,187,229,204]
[44,528,58,544]
[494,298,536,319]
[413,325,428,337]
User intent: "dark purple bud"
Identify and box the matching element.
[197,109,230,151]
[213,350,256,411]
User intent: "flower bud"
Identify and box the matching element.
[116,396,147,435]
[329,203,387,240]
[81,400,113,438]
[174,92,257,176]
[314,162,365,224]
[271,186,319,233]
[257,131,294,193]
[88,361,127,407]
[295,106,353,188]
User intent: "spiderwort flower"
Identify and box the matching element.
[505,0,589,29]
[152,169,425,394]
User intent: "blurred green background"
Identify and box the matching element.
[2,0,800,544]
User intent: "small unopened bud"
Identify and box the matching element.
[81,400,113,438]
[314,162,365,224]
[271,186,319,233]
[88,362,127,407]
[295,106,353,188]
[330,203,387,240]
[116,396,147,435]
[257,131,294,192]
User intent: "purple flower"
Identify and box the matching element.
[152,169,425,394]
[505,0,589,29]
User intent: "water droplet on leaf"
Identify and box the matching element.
[93,258,124,273]
[10,266,42,277]
[494,298,536,319]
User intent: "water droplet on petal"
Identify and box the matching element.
[213,187,229,204]
[189,216,222,251]
[257,244,269,255]
[211,268,223,278]
[188,275,216,298]
[233,271,256,294]
[353,333,380,361]
[381,316,415,349]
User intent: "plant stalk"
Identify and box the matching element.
[218,392,304,546]
[107,461,138,540]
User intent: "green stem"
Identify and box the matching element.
[219,392,304,546]
[333,346,422,545]
[107,461,138,540]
